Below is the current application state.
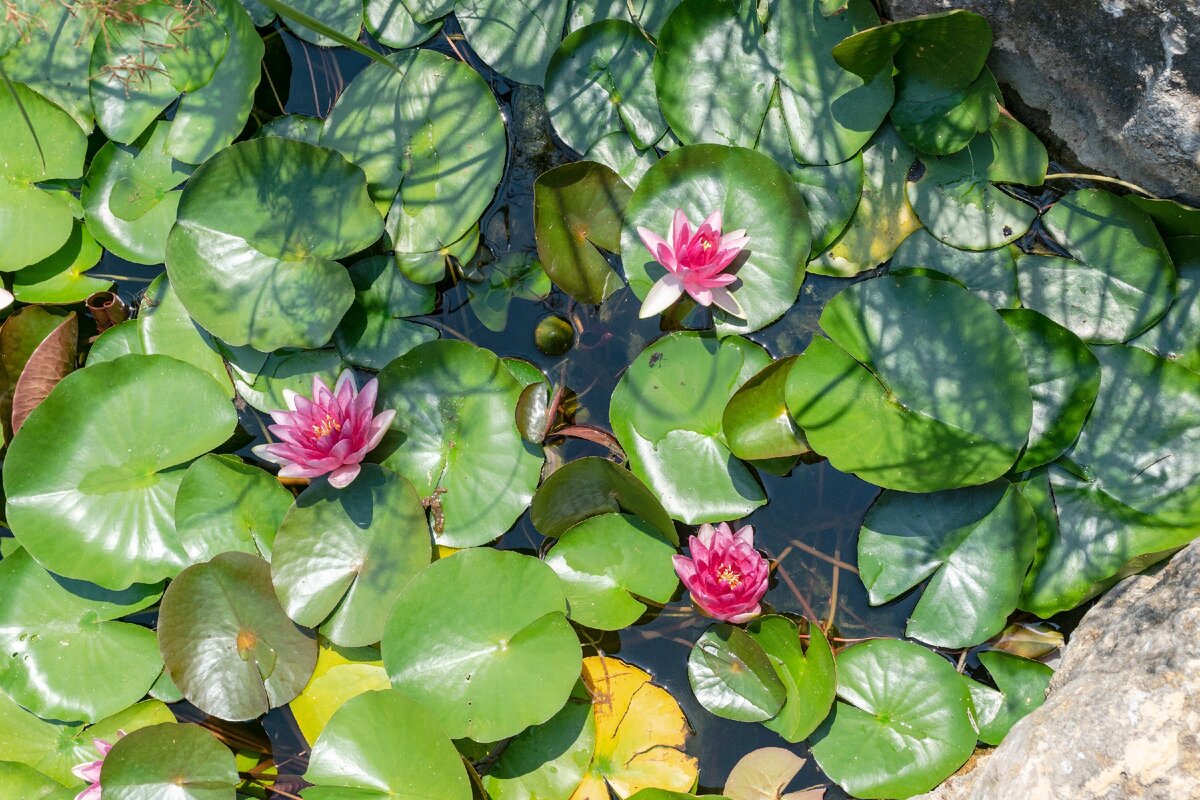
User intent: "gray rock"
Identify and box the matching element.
[915,538,1200,800]
[880,0,1200,203]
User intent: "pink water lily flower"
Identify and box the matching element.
[252,370,396,489]
[673,522,769,624]
[637,208,749,319]
[72,732,123,800]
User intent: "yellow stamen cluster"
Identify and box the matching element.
[716,564,741,588]
[310,414,342,439]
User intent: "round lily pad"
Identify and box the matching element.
[166,137,383,351]
[277,0,363,47]
[83,119,193,265]
[530,455,676,542]
[654,0,893,166]
[545,512,679,630]
[889,229,1018,308]
[5,355,237,589]
[364,0,442,48]
[174,453,293,565]
[288,640,390,746]
[859,481,1038,648]
[810,638,977,799]
[0,548,163,724]
[140,274,234,396]
[159,1,229,93]
[1129,237,1200,370]
[454,0,569,85]
[101,723,238,800]
[320,50,505,254]
[722,356,810,462]
[376,340,544,547]
[272,465,432,648]
[584,131,659,186]
[381,548,582,741]
[688,624,786,722]
[159,552,316,721]
[746,616,836,743]
[786,275,1032,492]
[482,686,596,800]
[0,1,97,131]
[231,349,348,414]
[568,0,681,35]
[611,332,771,522]
[11,223,111,304]
[333,255,438,369]
[621,144,810,334]
[546,20,666,153]
[1017,189,1176,344]
[84,320,144,366]
[892,68,1000,157]
[304,689,470,800]
[89,0,179,144]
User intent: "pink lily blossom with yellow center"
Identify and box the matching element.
[637,208,749,319]
[252,370,396,489]
[72,731,124,800]
[672,522,769,624]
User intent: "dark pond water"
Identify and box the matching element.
[75,17,1082,798]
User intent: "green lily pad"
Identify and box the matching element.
[786,275,1031,491]
[974,651,1052,745]
[166,137,383,351]
[0,760,64,797]
[545,512,679,630]
[810,638,977,799]
[5,355,237,589]
[303,689,470,800]
[1017,189,1176,344]
[289,640,390,746]
[232,349,348,414]
[0,693,174,787]
[611,332,771,522]
[160,2,230,93]
[397,223,480,285]
[621,144,810,333]
[455,0,569,85]
[89,0,179,144]
[174,453,292,564]
[158,551,317,721]
[320,50,505,254]
[809,125,921,277]
[907,116,1046,250]
[382,548,582,741]
[654,0,893,166]
[892,68,1000,157]
[101,723,238,800]
[1127,196,1200,238]
[364,0,442,48]
[258,114,323,144]
[787,155,865,259]
[722,356,810,462]
[140,274,234,396]
[889,229,1018,308]
[746,615,836,743]
[1129,237,1200,371]
[0,548,163,723]
[482,686,595,800]
[278,0,363,46]
[534,161,631,304]
[376,340,544,547]
[466,253,552,333]
[84,320,143,365]
[530,456,677,543]
[0,80,87,271]
[999,309,1101,471]
[546,20,666,153]
[688,624,786,723]
[82,119,193,265]
[583,131,658,186]
[272,465,432,648]
[568,0,681,35]
[166,0,264,165]
[1,1,97,131]
[859,481,1038,648]
[333,256,438,369]
[11,223,111,304]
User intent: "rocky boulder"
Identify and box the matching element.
[880,0,1200,203]
[915,538,1200,800]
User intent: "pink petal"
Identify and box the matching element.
[710,287,745,318]
[688,286,714,307]
[277,463,327,479]
[701,209,723,235]
[72,761,102,783]
[672,554,698,585]
[638,274,686,318]
[733,525,755,547]
[655,242,680,273]
[638,226,672,263]
[671,209,691,253]
[328,464,361,488]
[724,603,763,624]
[282,388,301,412]
[695,524,716,549]
[75,784,103,800]
[719,229,749,250]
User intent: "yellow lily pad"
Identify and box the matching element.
[289,639,390,746]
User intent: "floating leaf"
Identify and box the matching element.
[611,332,771,522]
[810,639,977,799]
[974,651,1052,745]
[321,50,505,254]
[655,0,893,166]
[101,723,238,800]
[397,223,480,285]
[567,0,681,35]
[276,0,363,46]
[1129,237,1200,370]
[10,311,76,433]
[304,689,470,800]
[140,274,234,396]
[333,255,438,369]
[572,656,697,800]
[158,552,317,721]
[1017,189,1176,344]
[290,640,390,746]
[166,137,382,351]
[888,229,1018,308]
[160,2,230,93]
[892,69,1000,157]
[232,349,348,414]
[689,624,786,722]
[859,482,1038,647]
[258,113,323,144]
[273,466,431,647]
[84,320,143,366]
[0,760,65,798]
[1127,196,1200,238]
[786,275,1031,492]
[5,355,236,589]
[483,686,596,800]
[0,548,162,723]
[546,512,678,630]
[467,253,552,333]
[531,456,677,543]
[999,309,1100,471]
[364,0,442,48]
[620,144,810,333]
[724,747,815,800]
[747,616,836,743]
[584,131,658,186]
[89,1,179,143]
[810,125,920,277]
[376,340,544,547]
[1,2,97,131]
[11,224,111,304]
[722,356,810,462]
[534,161,631,304]
[382,548,581,741]
[174,453,292,564]
[455,0,569,85]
